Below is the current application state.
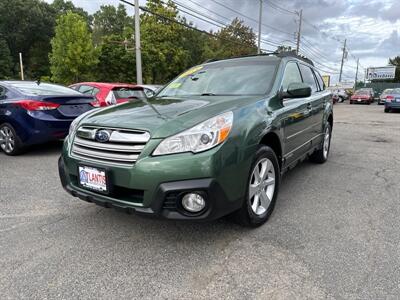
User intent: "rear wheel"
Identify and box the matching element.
[384,108,390,113]
[310,123,331,164]
[0,123,23,155]
[234,145,280,227]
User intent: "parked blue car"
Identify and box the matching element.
[0,81,98,155]
[384,88,400,113]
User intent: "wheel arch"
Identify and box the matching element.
[259,131,283,169]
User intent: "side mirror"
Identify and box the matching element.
[283,82,312,99]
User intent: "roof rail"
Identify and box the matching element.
[276,51,314,66]
[202,52,280,64]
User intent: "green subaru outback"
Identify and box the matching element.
[58,53,333,227]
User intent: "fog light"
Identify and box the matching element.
[181,192,206,213]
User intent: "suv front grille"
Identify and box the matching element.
[71,126,150,166]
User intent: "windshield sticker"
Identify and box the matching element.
[178,65,204,78]
[169,82,182,89]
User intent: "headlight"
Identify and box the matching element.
[153,111,233,156]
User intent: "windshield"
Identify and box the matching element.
[9,82,81,96]
[158,59,278,97]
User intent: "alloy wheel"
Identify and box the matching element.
[0,126,15,153]
[249,158,276,215]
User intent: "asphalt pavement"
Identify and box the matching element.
[1,103,399,299]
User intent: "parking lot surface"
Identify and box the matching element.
[1,103,399,299]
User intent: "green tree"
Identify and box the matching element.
[92,4,133,45]
[49,12,98,84]
[140,0,191,83]
[0,39,13,79]
[96,35,136,83]
[51,0,92,25]
[388,56,400,82]
[0,0,55,78]
[208,17,257,60]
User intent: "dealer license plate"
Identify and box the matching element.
[79,165,107,192]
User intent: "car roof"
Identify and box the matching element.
[71,82,137,88]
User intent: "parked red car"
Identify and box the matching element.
[350,90,373,105]
[69,82,144,107]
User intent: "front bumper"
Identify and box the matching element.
[351,98,370,103]
[58,151,244,221]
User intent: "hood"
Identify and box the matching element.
[79,95,262,138]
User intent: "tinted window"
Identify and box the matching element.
[8,82,81,96]
[112,87,144,99]
[299,64,318,93]
[78,85,100,96]
[0,85,6,98]
[158,60,278,97]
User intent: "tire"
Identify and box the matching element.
[310,123,331,164]
[234,145,280,227]
[384,108,390,113]
[0,123,23,155]
[350,101,353,105]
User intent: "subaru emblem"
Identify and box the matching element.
[95,129,111,143]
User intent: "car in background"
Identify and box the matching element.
[69,82,147,107]
[350,89,373,105]
[332,89,348,102]
[379,89,393,105]
[384,88,400,113]
[0,81,96,155]
[358,88,375,102]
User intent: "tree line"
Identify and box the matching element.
[0,0,258,85]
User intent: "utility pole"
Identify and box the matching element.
[354,58,359,90]
[296,9,302,55]
[19,52,24,80]
[257,0,263,54]
[339,39,347,83]
[134,0,143,84]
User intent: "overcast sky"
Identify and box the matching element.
[53,0,400,83]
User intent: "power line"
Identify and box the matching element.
[265,0,297,15]
[119,0,270,52]
[209,0,293,36]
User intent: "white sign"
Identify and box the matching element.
[366,66,396,80]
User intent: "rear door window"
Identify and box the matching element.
[299,64,318,93]
[314,70,325,91]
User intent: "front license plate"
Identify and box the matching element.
[79,165,107,192]
[358,99,361,102]
[396,98,400,103]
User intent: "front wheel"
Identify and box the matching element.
[384,108,390,113]
[310,123,331,164]
[0,123,23,155]
[234,145,280,227]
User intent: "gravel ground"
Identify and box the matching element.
[0,103,399,299]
